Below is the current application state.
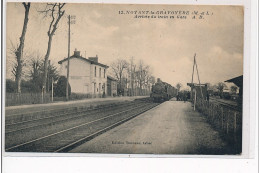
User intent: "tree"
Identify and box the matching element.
[230,85,238,94]
[28,57,60,92]
[110,59,128,92]
[29,57,43,92]
[176,83,182,92]
[216,82,227,97]
[13,2,30,93]
[127,57,136,96]
[135,60,150,94]
[54,76,71,97]
[6,79,16,93]
[145,75,155,91]
[110,58,154,96]
[39,3,65,93]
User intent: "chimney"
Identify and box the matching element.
[89,55,98,63]
[74,48,80,56]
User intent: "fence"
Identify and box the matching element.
[6,93,51,106]
[69,93,104,100]
[195,98,242,153]
[5,91,150,107]
[127,88,150,96]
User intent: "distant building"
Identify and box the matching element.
[225,75,243,97]
[223,85,230,93]
[107,76,117,97]
[58,49,109,96]
[225,75,243,107]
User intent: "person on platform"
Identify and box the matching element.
[184,92,187,103]
[207,91,210,104]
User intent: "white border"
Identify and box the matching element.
[1,0,259,172]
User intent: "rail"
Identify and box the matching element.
[6,99,158,152]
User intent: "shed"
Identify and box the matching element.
[224,75,243,97]
[225,75,243,109]
[107,76,117,97]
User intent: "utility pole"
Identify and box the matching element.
[47,60,50,92]
[194,56,204,99]
[130,57,133,96]
[66,15,71,101]
[191,53,196,102]
[191,53,204,106]
[191,53,196,85]
[51,77,53,102]
[66,15,76,101]
[194,89,196,111]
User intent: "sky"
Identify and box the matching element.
[6,3,244,89]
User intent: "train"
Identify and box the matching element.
[150,79,177,102]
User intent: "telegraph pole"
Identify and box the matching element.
[66,15,71,101]
[190,53,204,106]
[191,53,196,85]
[130,57,133,96]
[191,53,196,102]
[66,15,76,100]
[47,60,51,92]
[51,77,53,102]
[194,55,204,99]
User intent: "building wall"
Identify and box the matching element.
[59,58,107,95]
[107,79,112,96]
[107,79,117,96]
[111,80,117,96]
[90,64,107,95]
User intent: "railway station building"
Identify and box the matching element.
[107,76,117,97]
[58,49,109,97]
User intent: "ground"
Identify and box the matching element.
[70,100,229,154]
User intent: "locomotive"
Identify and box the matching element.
[150,79,177,102]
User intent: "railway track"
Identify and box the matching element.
[5,102,138,134]
[5,101,128,125]
[5,99,159,152]
[209,97,240,111]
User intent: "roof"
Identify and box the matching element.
[58,55,109,68]
[107,75,117,81]
[224,75,243,88]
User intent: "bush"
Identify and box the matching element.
[21,80,36,93]
[6,79,16,93]
[54,76,71,97]
[6,79,42,93]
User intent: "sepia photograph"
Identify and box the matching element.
[4,2,244,155]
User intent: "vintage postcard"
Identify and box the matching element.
[4,2,246,156]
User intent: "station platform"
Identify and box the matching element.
[70,100,229,154]
[5,96,148,116]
